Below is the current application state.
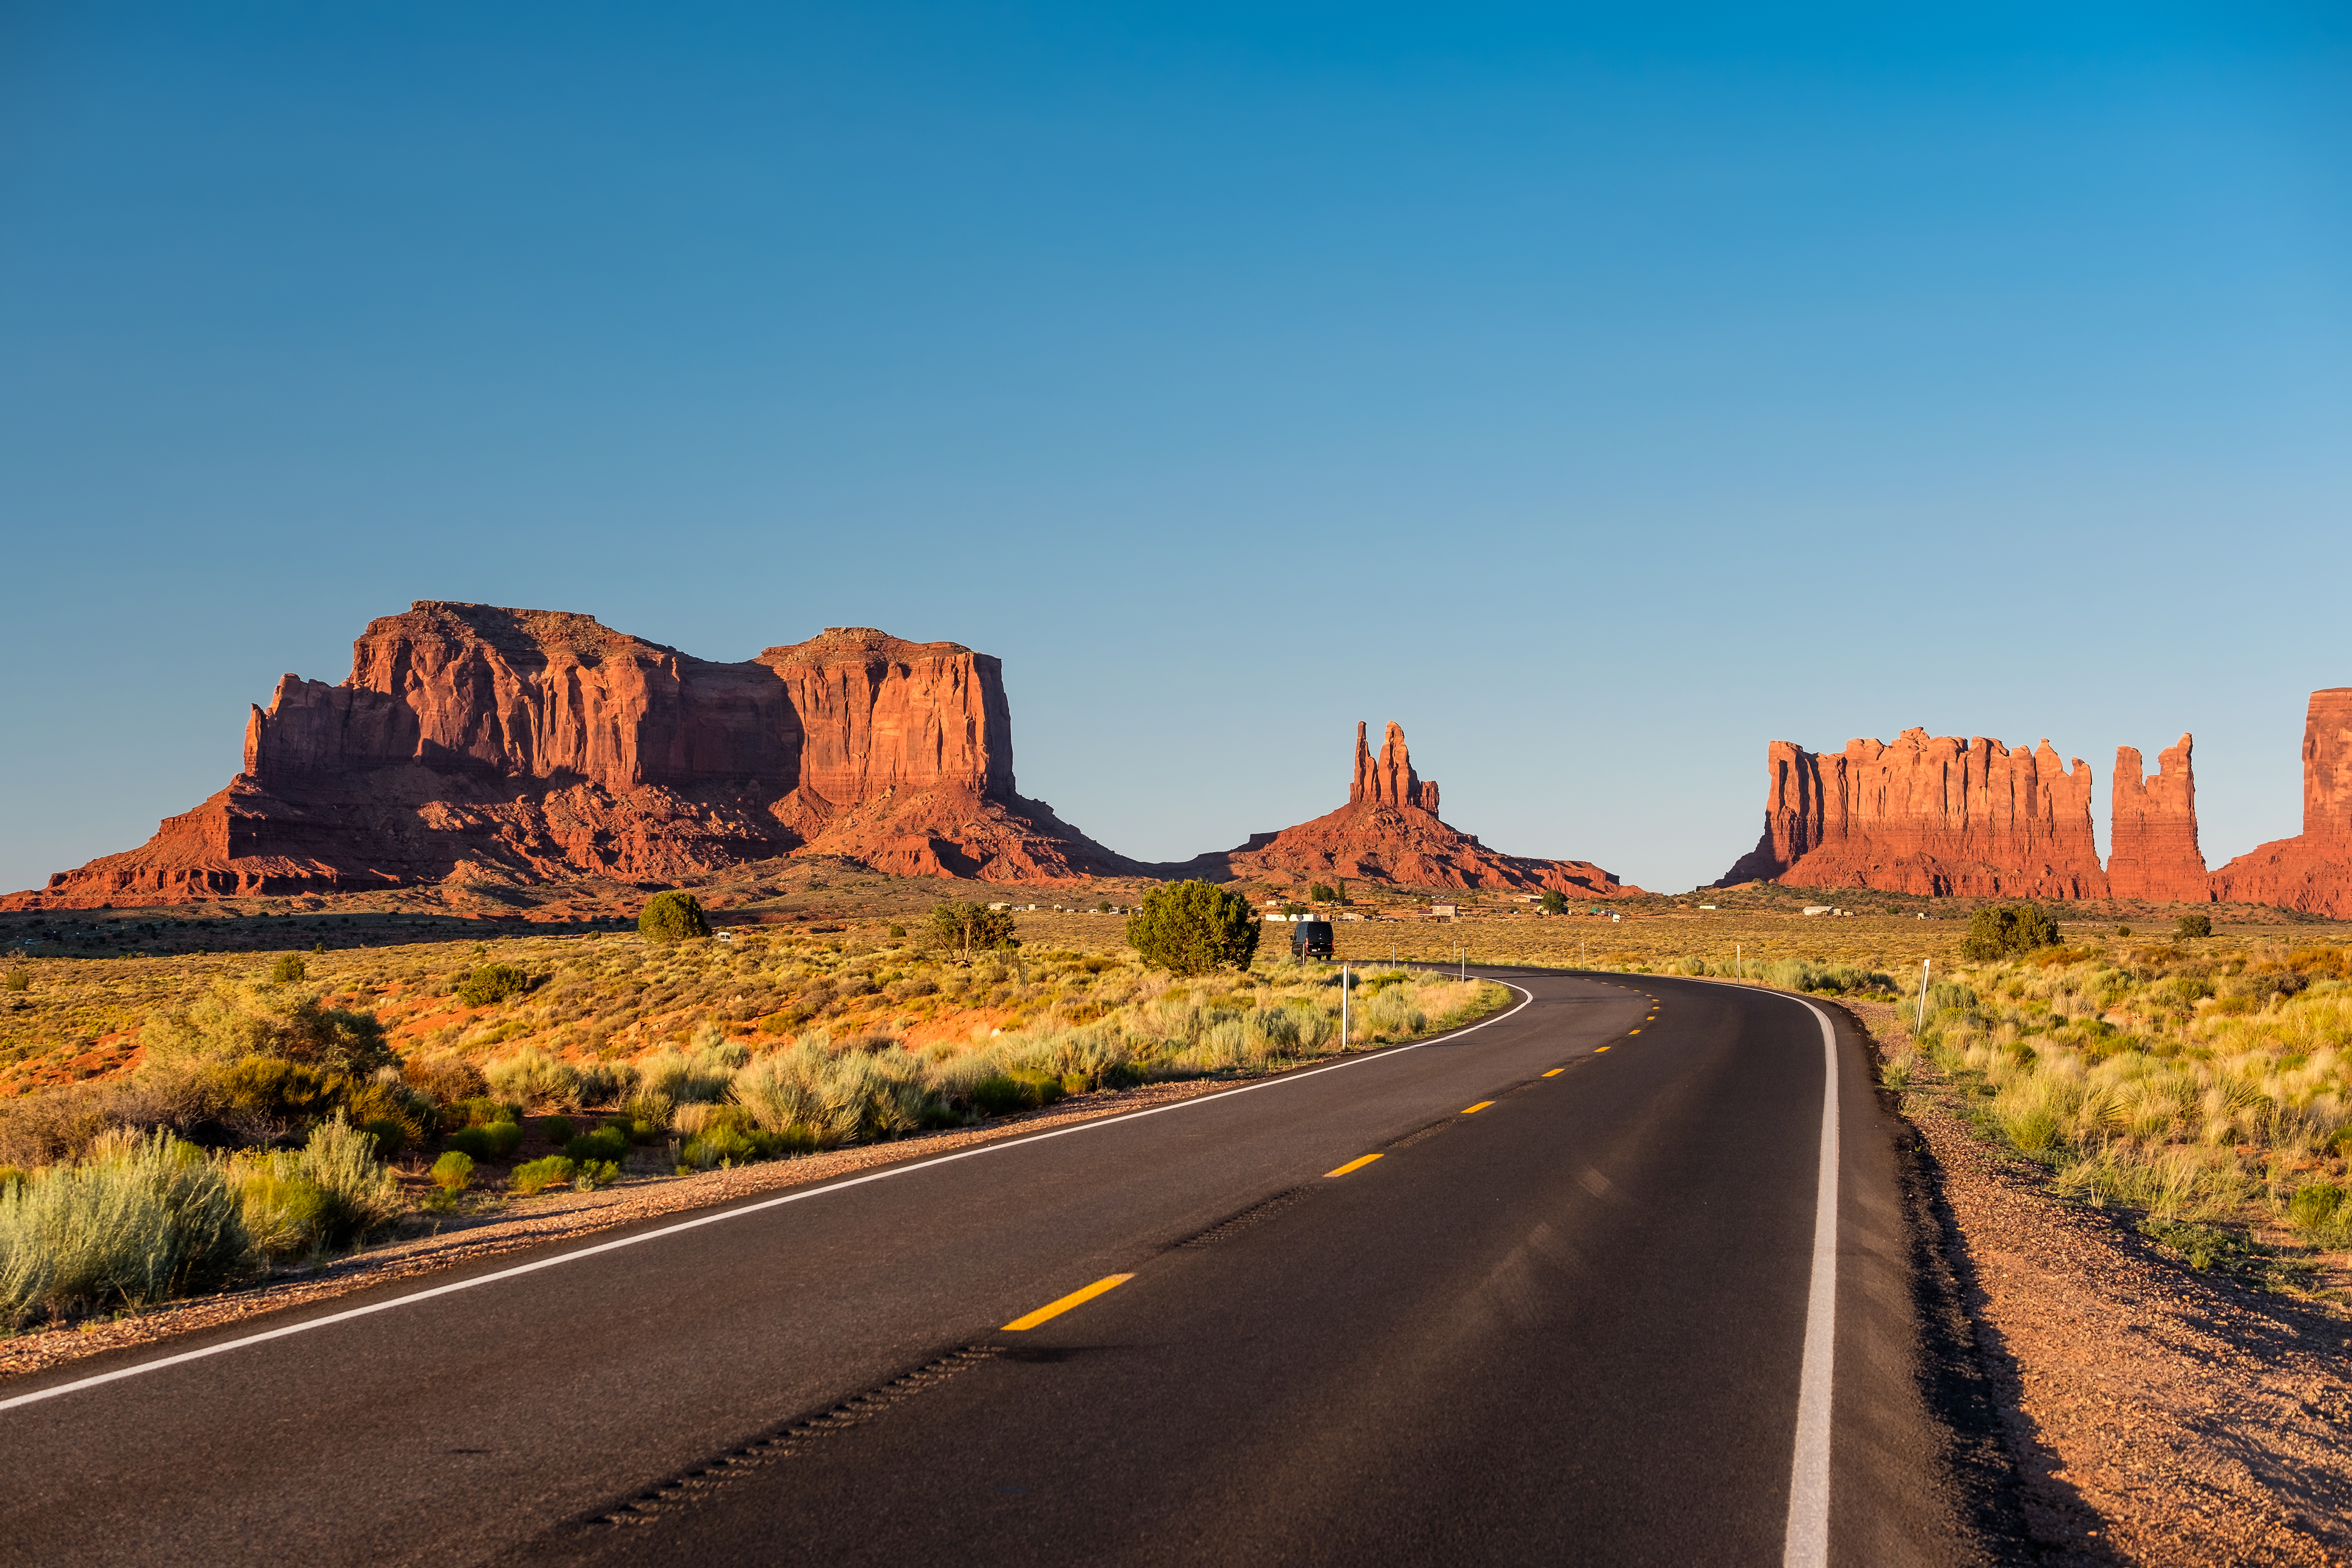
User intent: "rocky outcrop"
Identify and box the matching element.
[1718,728,2105,897]
[2209,689,2352,917]
[2108,736,2209,902]
[1174,722,1632,896]
[6,603,1135,907]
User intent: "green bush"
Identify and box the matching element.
[445,1126,495,1161]
[456,963,529,1007]
[539,1115,576,1148]
[1308,882,1334,904]
[682,1124,757,1169]
[1539,890,1568,915]
[1959,903,2061,961]
[486,1120,524,1159]
[574,1159,621,1191]
[639,892,712,944]
[971,1068,1065,1117]
[2175,912,2213,939]
[297,1116,403,1244]
[1126,880,1259,976]
[2289,1183,2352,1248]
[360,1117,409,1161]
[509,1156,575,1196]
[270,953,306,984]
[564,1127,629,1165]
[430,1151,475,1193]
[3,970,28,993]
[143,978,395,1076]
[927,901,1017,957]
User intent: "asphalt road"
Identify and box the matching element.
[1,969,1983,1567]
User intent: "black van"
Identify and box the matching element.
[1290,920,1334,959]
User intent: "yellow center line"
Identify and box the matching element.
[1628,1029,1641,1035]
[1324,1153,1383,1178]
[1541,1067,1564,1077]
[1461,1101,1494,1114]
[1595,1046,1611,1053]
[1002,1273,1134,1332]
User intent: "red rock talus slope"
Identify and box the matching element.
[1173,722,1633,896]
[1717,728,2106,897]
[5,604,1135,906]
[2108,735,2210,902]
[2210,689,2352,917]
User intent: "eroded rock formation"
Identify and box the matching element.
[2108,736,2209,903]
[1178,722,1631,895]
[6,603,1135,906]
[2209,689,2352,917]
[1717,728,2105,897]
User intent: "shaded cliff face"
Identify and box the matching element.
[1719,728,2106,898]
[9,603,1129,906]
[1173,722,1631,896]
[2210,689,2352,917]
[2109,736,2209,902]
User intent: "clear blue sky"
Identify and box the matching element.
[4,2,2347,896]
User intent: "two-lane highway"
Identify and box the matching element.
[1,971,1984,1566]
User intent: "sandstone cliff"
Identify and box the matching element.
[7,604,1135,907]
[2108,736,2210,903]
[1718,728,2106,898]
[2209,689,2352,917]
[1177,722,1631,896]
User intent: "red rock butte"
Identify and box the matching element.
[1173,721,1634,897]
[1718,729,2106,898]
[2209,689,2352,917]
[1721,697,2352,915]
[4,603,1138,907]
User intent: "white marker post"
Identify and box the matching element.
[1918,958,1930,1032]
[1341,963,1350,1050]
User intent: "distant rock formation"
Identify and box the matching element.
[1717,729,2106,898]
[2108,735,2210,902]
[1174,722,1632,896]
[2209,689,2352,917]
[5,603,1136,907]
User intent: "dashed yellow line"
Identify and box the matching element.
[1002,1274,1133,1331]
[1462,1101,1494,1114]
[1324,1153,1383,1178]
[1595,1046,1611,1053]
[1541,1068,1564,1077]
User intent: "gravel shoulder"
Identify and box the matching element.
[1851,999,2352,1568]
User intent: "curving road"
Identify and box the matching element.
[1,971,1989,1567]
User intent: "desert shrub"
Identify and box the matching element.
[485,1048,580,1108]
[1127,881,1259,977]
[564,1127,629,1165]
[143,978,394,1076]
[270,954,307,984]
[451,1096,520,1129]
[1539,890,1568,915]
[539,1114,576,1146]
[2289,1183,2352,1249]
[1960,904,2061,961]
[509,1156,575,1196]
[2176,913,2213,940]
[486,1119,524,1158]
[573,1061,634,1107]
[682,1123,758,1169]
[574,1159,621,1191]
[927,901,1017,957]
[1363,986,1427,1039]
[296,1115,404,1244]
[639,892,712,944]
[430,1151,475,1193]
[402,1053,490,1106]
[3,970,27,993]
[0,1132,251,1324]
[635,1046,737,1105]
[621,1092,673,1137]
[456,963,530,1007]
[227,1153,330,1258]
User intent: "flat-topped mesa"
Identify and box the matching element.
[1173,721,1631,896]
[2108,735,2210,903]
[1717,728,2106,898]
[2210,688,2352,917]
[8,603,1131,907]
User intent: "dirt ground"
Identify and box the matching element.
[1860,995,2352,1567]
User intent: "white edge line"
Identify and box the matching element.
[1677,976,1838,1568]
[1,979,1538,1415]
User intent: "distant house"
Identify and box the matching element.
[1803,906,1832,916]
[1431,903,1458,918]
